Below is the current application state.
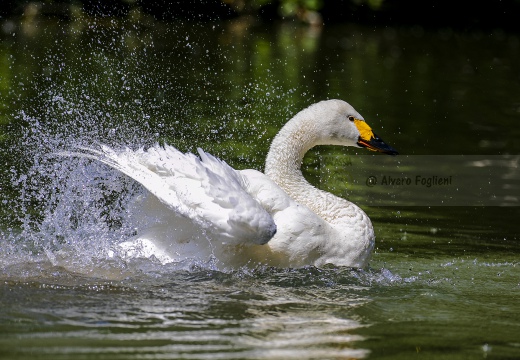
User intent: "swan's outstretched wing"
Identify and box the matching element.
[63,144,276,245]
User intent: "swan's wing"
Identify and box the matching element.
[60,145,276,245]
[240,169,336,266]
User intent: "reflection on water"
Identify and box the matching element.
[0,266,373,359]
[0,16,519,360]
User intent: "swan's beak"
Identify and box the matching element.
[357,134,399,155]
[354,119,399,155]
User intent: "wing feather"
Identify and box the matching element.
[60,144,276,245]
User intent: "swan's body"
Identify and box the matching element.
[71,100,397,268]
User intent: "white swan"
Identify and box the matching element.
[69,99,397,268]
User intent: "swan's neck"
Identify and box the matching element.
[265,112,337,218]
[265,113,317,183]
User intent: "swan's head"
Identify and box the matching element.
[313,99,398,155]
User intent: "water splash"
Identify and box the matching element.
[1,93,141,273]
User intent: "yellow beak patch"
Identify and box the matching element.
[354,119,375,141]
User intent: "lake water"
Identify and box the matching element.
[0,16,519,359]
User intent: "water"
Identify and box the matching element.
[1,17,519,359]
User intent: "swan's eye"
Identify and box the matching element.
[348,115,355,122]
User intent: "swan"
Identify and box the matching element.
[67,99,398,268]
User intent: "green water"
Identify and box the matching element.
[0,17,519,359]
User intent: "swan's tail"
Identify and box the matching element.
[57,144,276,246]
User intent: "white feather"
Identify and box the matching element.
[66,144,276,246]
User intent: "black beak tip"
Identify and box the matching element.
[358,135,399,156]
